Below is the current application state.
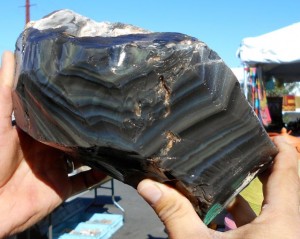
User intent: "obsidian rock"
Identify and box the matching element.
[13,10,277,223]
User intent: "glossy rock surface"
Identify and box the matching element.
[13,10,278,223]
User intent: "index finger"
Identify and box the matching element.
[0,51,15,88]
[261,136,300,215]
[0,51,15,133]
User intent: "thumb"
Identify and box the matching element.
[0,51,15,134]
[137,179,210,239]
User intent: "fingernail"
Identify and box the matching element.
[137,180,162,205]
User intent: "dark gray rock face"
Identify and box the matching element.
[13,10,277,223]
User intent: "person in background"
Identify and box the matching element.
[1,51,300,238]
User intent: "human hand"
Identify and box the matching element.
[0,51,107,238]
[138,136,300,239]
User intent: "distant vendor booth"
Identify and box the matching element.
[236,22,300,134]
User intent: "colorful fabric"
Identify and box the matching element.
[244,67,271,126]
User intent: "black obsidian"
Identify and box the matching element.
[13,10,278,224]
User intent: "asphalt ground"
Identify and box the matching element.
[12,179,168,239]
[95,180,168,239]
[14,178,228,239]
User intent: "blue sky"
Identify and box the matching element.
[1,0,300,68]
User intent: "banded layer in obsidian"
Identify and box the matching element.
[13,10,278,223]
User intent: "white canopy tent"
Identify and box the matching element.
[237,22,300,82]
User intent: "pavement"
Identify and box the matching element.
[15,178,228,239]
[104,180,168,239]
[40,179,168,239]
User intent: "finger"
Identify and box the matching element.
[261,136,300,215]
[298,160,300,177]
[226,195,257,227]
[68,169,108,197]
[0,52,15,133]
[137,179,210,239]
[0,86,14,134]
[0,51,15,88]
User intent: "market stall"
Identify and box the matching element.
[236,22,300,133]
